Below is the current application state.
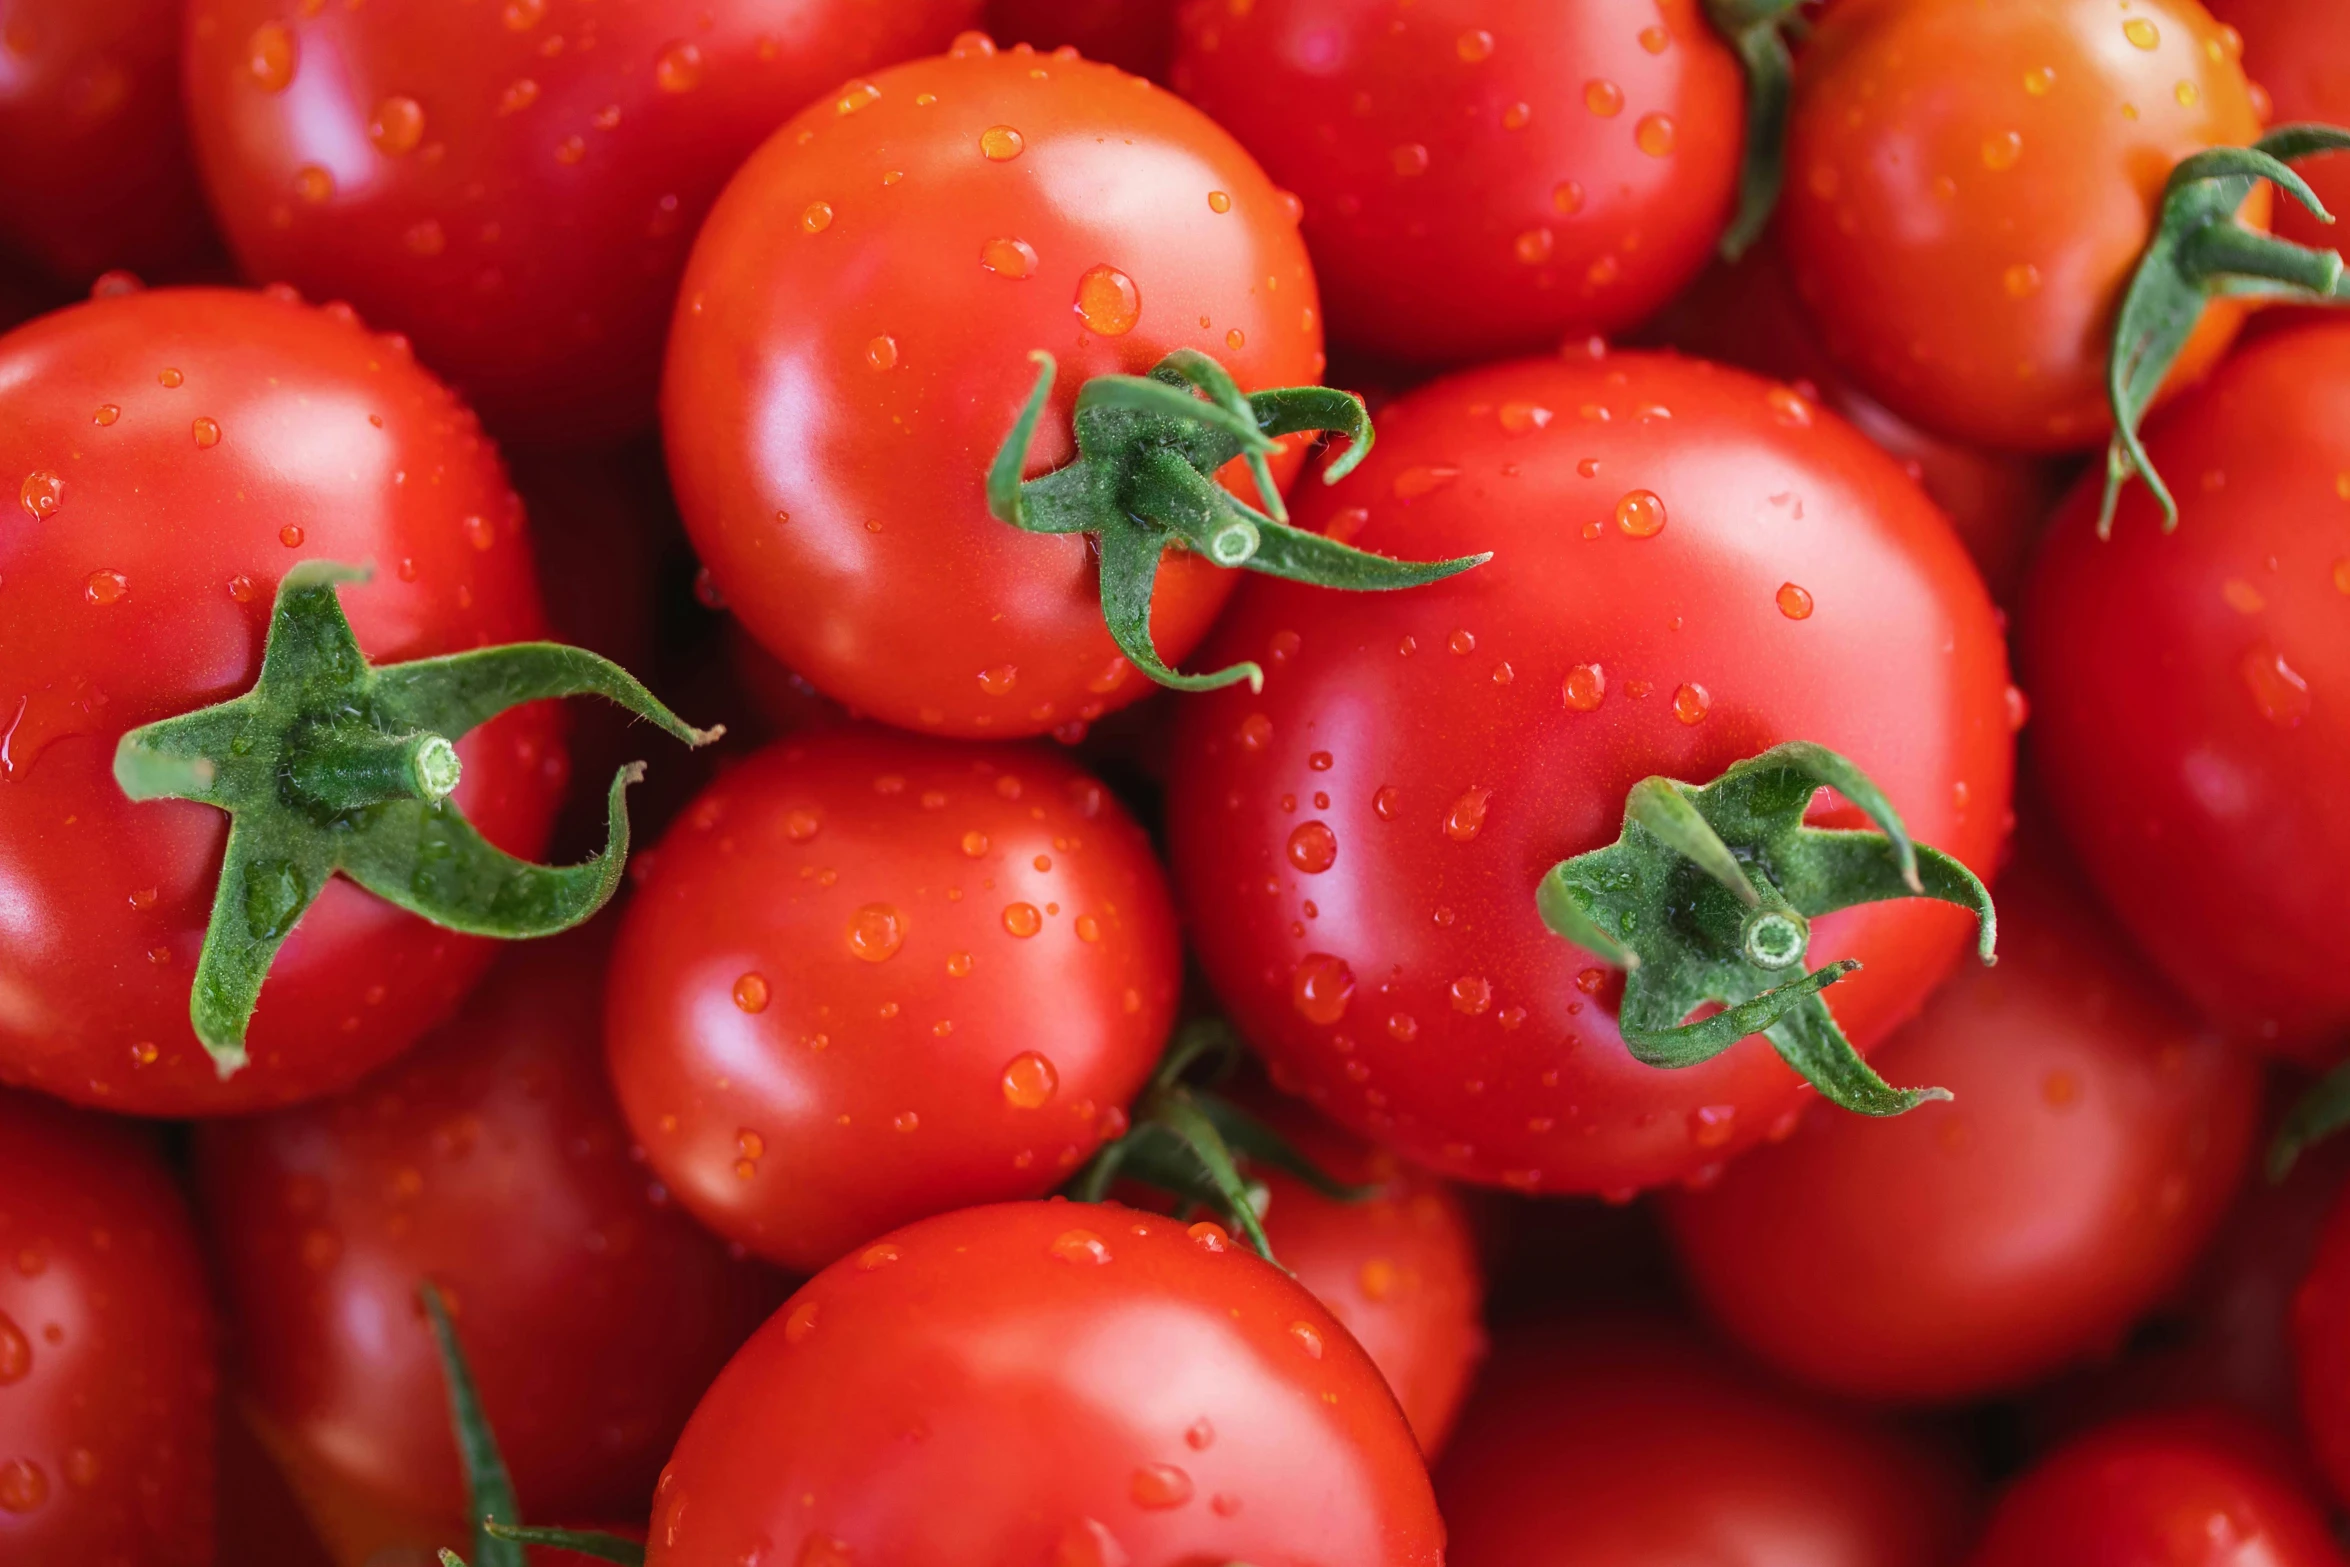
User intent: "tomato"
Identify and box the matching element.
[664,38,1329,739]
[1170,0,1744,365]
[0,0,217,287]
[1966,1412,2345,1567]
[197,930,782,1548]
[644,1200,1443,1566]
[2286,1173,2350,1510]
[986,0,1175,80]
[183,0,981,442]
[0,1089,216,1565]
[2207,0,2350,264]
[214,1403,334,1567]
[607,727,1180,1271]
[2020,319,2350,1058]
[1781,0,2264,453]
[1662,843,2261,1402]
[1435,1320,1973,1567]
[1166,348,2013,1195]
[0,285,565,1117]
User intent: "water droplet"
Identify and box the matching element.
[801,201,834,234]
[980,124,1025,160]
[1074,265,1139,335]
[62,1449,96,1489]
[1615,488,1666,537]
[2124,17,2159,49]
[1292,953,1355,1024]
[959,830,990,859]
[1563,663,1607,711]
[1132,1463,1195,1509]
[2241,640,2311,727]
[835,78,881,115]
[2024,65,2055,95]
[157,367,183,387]
[370,95,425,153]
[0,1459,47,1514]
[1640,23,1670,52]
[2175,79,2199,106]
[1373,785,1401,819]
[1074,913,1102,942]
[784,1300,820,1343]
[866,335,899,370]
[1501,100,1534,130]
[781,807,821,843]
[279,523,305,548]
[84,569,128,606]
[498,78,540,114]
[795,1535,852,1567]
[1237,712,1273,750]
[1055,1519,1126,1567]
[732,973,770,1013]
[404,219,446,256]
[1287,821,1337,873]
[2041,1069,2080,1109]
[18,471,62,520]
[1673,682,1711,725]
[1288,1320,1325,1358]
[857,1242,901,1270]
[846,904,904,963]
[1689,1104,1738,1148]
[655,40,703,91]
[245,21,295,91]
[2331,558,2350,595]
[294,165,333,203]
[1981,131,2022,171]
[0,1313,27,1383]
[1552,180,1586,214]
[1206,189,1234,215]
[2222,578,2267,614]
[1776,582,1814,620]
[980,236,1037,277]
[1393,465,1460,501]
[92,404,119,426]
[1450,974,1492,1014]
[1456,27,1494,62]
[1765,386,1812,427]
[1635,113,1676,156]
[1514,227,1555,264]
[1050,1227,1111,1264]
[1584,79,1624,116]
[1002,902,1042,938]
[1444,787,1491,841]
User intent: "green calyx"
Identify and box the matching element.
[988,349,1489,693]
[1066,1018,1374,1266]
[1703,0,1805,260]
[114,561,718,1079]
[2104,124,2350,535]
[1536,742,1996,1118]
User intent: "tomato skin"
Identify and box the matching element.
[2205,0,2350,264]
[1966,1412,2346,1567]
[2287,1179,2350,1511]
[644,1200,1443,1567]
[0,0,217,287]
[663,43,1323,739]
[1166,350,2013,1194]
[0,286,561,1117]
[183,0,981,442]
[986,0,1175,79]
[607,727,1179,1272]
[1435,1321,1973,1567]
[2020,320,2350,1058]
[1662,845,2261,1403]
[0,1089,218,1566]
[196,931,782,1539]
[1170,0,1743,366]
[1782,0,2264,453]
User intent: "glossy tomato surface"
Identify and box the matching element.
[2021,320,2350,1058]
[0,0,217,286]
[0,1090,217,1566]
[607,727,1180,1271]
[1782,0,2264,452]
[2290,1178,2350,1511]
[183,0,980,440]
[1172,0,1743,365]
[0,286,562,1117]
[664,39,1323,738]
[1167,349,2014,1194]
[197,931,782,1540]
[2207,0,2350,259]
[1663,844,2261,1402]
[645,1200,1443,1566]
[1436,1320,1973,1567]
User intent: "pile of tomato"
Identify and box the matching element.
[3,0,2349,1563]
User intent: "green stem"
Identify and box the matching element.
[287,727,462,810]
[1704,0,1803,259]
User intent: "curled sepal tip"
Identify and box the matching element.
[1536,741,1995,1118]
[1703,0,1806,259]
[112,561,715,1075]
[989,349,1487,693]
[2103,124,2350,536]
[2269,1058,2350,1182]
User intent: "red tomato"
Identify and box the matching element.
[182,0,981,441]
[1662,844,2261,1402]
[1781,0,2265,452]
[664,39,1325,738]
[2288,1177,2350,1510]
[2021,320,2350,1058]
[0,286,563,1117]
[197,931,781,1542]
[986,0,1175,79]
[1966,1412,2345,1567]
[645,1200,1443,1566]
[0,0,217,286]
[2206,0,2350,263]
[1171,0,1744,365]
[213,1403,334,1567]
[0,1089,217,1565]
[1166,349,2013,1195]
[607,727,1180,1271]
[1436,1320,1973,1567]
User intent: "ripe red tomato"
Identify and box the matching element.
[1966,1412,2346,1567]
[986,0,1175,80]
[1436,1321,1973,1567]
[2288,1178,2350,1511]
[1166,348,2013,1195]
[0,1089,217,1565]
[0,0,217,287]
[0,285,564,1117]
[197,931,781,1542]
[2207,0,2350,262]
[1171,0,1744,365]
[182,0,980,441]
[1781,0,2264,453]
[664,39,1326,739]
[645,1200,1444,1566]
[1662,844,2261,1402]
[607,727,1180,1272]
[2021,320,2350,1058]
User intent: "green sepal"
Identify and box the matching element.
[112,562,718,1076]
[420,1281,524,1567]
[2103,124,2350,535]
[1536,742,1995,1118]
[2269,1058,2350,1181]
[1065,1018,1374,1266]
[1704,0,1805,259]
[989,350,1490,693]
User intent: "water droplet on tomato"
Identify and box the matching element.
[1050,1227,1111,1263]
[980,124,1025,161]
[2024,64,2056,95]
[1553,180,1586,214]
[980,236,1037,277]
[1615,489,1665,537]
[245,21,295,91]
[1132,1463,1195,1509]
[0,1459,47,1514]
[1373,785,1401,820]
[188,416,220,448]
[157,367,183,387]
[1514,227,1555,264]
[84,569,127,606]
[1635,113,1676,156]
[294,165,333,203]
[1287,821,1337,873]
[1288,1320,1325,1358]
[1445,787,1491,841]
[1689,1104,1738,1148]
[1584,79,1623,116]
[1673,682,1711,725]
[1389,142,1431,176]
[2241,640,2311,727]
[846,904,904,962]
[0,1312,28,1384]
[856,1242,901,1271]
[866,334,898,370]
[732,973,770,1013]
[1074,265,1139,335]
[2123,16,2159,48]
[1393,465,1460,501]
[1776,582,1814,619]
[655,40,703,91]
[92,404,119,426]
[1450,974,1492,1014]
[18,471,61,520]
[1002,902,1042,938]
[1292,953,1355,1024]
[1456,27,1494,61]
[1980,131,2022,171]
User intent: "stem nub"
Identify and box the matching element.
[288,727,462,810]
